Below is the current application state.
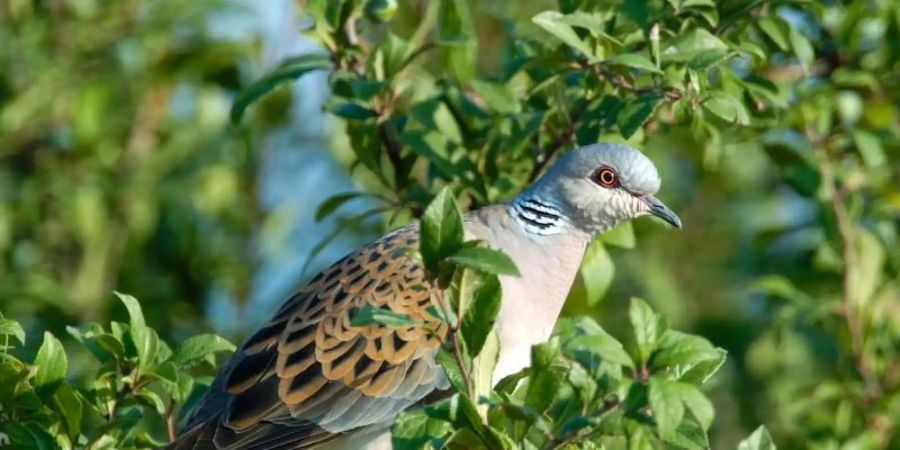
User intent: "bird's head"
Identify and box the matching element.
[512,143,681,236]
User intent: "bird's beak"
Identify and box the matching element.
[642,195,682,229]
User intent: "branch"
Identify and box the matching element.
[377,119,404,181]
[528,100,588,182]
[436,290,474,398]
[592,63,683,101]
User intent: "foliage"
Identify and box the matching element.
[361,189,737,449]
[2,0,898,448]
[0,294,234,449]
[0,0,257,330]
[233,0,898,447]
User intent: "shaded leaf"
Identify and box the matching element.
[315,193,364,222]
[471,80,521,114]
[231,53,332,122]
[618,94,662,138]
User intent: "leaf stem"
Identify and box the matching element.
[808,131,880,401]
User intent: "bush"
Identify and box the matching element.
[0,295,234,449]
[2,0,897,448]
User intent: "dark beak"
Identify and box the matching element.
[642,195,682,229]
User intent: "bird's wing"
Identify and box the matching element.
[173,225,449,450]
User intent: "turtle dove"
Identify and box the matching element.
[171,143,681,450]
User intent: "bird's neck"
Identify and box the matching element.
[508,194,568,236]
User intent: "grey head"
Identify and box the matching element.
[510,143,681,236]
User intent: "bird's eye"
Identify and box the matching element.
[592,167,619,188]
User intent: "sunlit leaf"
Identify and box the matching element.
[33,332,67,398]
[447,247,520,276]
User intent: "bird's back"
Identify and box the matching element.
[171,225,450,450]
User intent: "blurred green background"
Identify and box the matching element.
[1,0,897,448]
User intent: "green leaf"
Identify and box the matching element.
[679,349,727,385]
[447,247,520,276]
[525,338,563,412]
[436,350,468,394]
[703,93,749,125]
[33,332,67,398]
[664,29,728,62]
[170,334,236,369]
[392,409,452,450]
[852,130,886,169]
[663,418,709,450]
[231,53,332,122]
[470,330,500,411]
[438,0,476,44]
[579,238,614,306]
[607,53,661,73]
[420,187,465,271]
[649,376,684,439]
[532,11,596,60]
[629,297,659,365]
[315,193,363,222]
[602,222,636,248]
[116,292,158,372]
[618,94,662,138]
[351,305,421,328]
[677,383,714,431]
[471,80,521,114]
[323,100,378,120]
[758,17,788,51]
[566,328,634,368]
[788,27,814,74]
[737,425,777,450]
[653,331,722,371]
[0,318,25,346]
[461,275,502,356]
[52,384,83,440]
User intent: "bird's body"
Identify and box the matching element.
[172,144,681,450]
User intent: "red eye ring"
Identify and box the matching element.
[593,167,619,188]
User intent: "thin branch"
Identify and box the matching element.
[435,289,474,398]
[528,100,589,182]
[166,406,177,443]
[592,63,683,101]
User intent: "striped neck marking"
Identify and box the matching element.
[510,196,566,235]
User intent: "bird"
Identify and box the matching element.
[171,142,682,450]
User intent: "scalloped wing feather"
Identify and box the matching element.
[174,226,449,450]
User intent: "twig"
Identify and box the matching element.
[435,290,474,398]
[166,407,177,443]
[592,63,683,101]
[528,100,589,182]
